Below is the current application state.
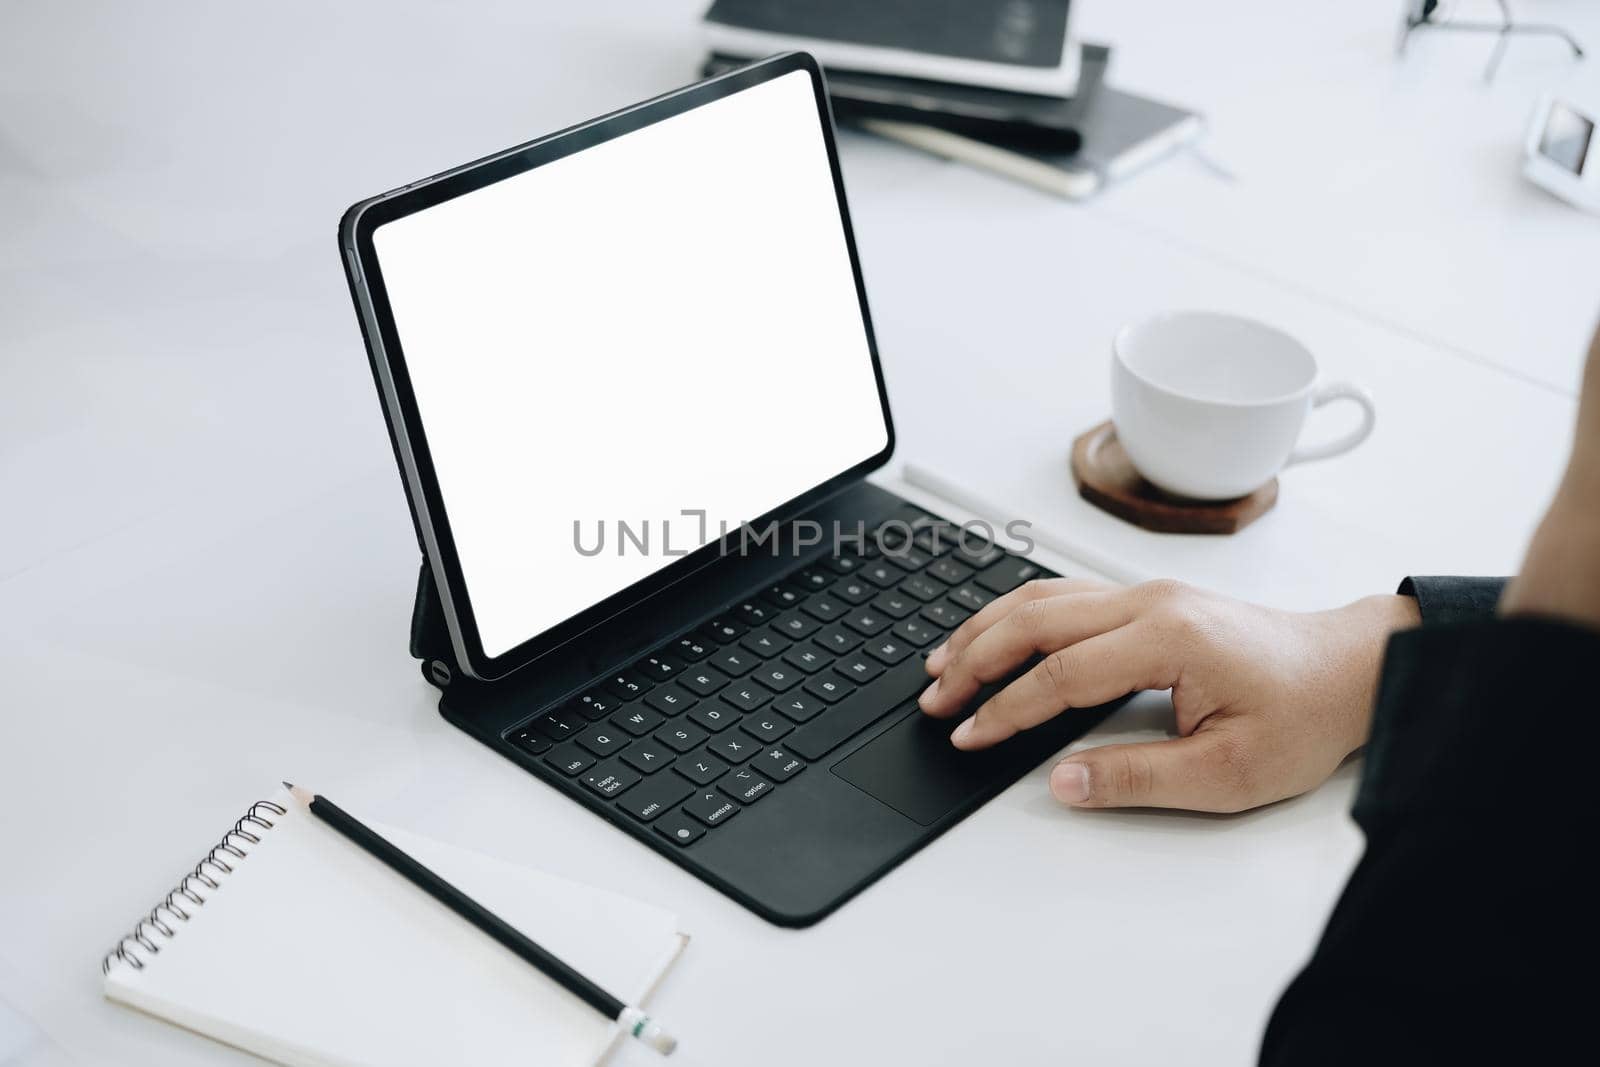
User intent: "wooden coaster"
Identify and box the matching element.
[1069,421,1277,535]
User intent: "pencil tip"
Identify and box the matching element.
[281,780,293,790]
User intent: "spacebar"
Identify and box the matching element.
[788,657,929,761]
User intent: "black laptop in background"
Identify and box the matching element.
[340,53,1122,926]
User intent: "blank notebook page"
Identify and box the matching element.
[103,788,686,1067]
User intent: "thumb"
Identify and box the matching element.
[1049,731,1257,813]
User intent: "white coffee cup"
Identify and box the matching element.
[1111,311,1376,500]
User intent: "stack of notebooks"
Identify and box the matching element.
[700,0,1202,199]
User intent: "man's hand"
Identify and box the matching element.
[918,579,1420,812]
[1503,321,1600,631]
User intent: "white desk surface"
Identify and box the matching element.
[3,1,1597,1064]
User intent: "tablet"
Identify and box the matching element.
[339,54,894,681]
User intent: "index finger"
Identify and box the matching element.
[926,576,1114,675]
[919,589,1133,718]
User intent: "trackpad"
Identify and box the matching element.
[834,708,1041,826]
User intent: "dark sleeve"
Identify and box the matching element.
[1259,619,1597,1066]
[1396,575,1507,624]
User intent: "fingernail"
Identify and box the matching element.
[926,642,949,671]
[918,678,940,709]
[951,718,974,746]
[1050,761,1092,805]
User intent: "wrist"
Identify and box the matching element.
[1311,595,1420,753]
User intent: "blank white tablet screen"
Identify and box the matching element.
[373,71,888,658]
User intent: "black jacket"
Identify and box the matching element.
[1259,577,1596,1064]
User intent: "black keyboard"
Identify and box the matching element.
[502,508,1053,849]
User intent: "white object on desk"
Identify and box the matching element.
[102,788,687,1067]
[1523,92,1600,214]
[1111,310,1376,500]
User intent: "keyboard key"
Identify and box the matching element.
[803,673,852,702]
[752,664,801,692]
[710,647,757,677]
[709,732,759,763]
[604,670,653,700]
[843,609,891,637]
[580,762,640,798]
[742,714,794,743]
[894,617,941,646]
[670,634,713,662]
[655,720,709,753]
[782,643,832,673]
[760,583,805,609]
[736,600,774,626]
[681,666,730,697]
[952,540,1005,570]
[508,726,551,755]
[865,637,915,666]
[721,681,773,712]
[740,627,791,657]
[871,591,918,619]
[621,739,672,774]
[619,773,693,822]
[683,789,740,827]
[674,750,729,785]
[774,610,821,639]
[653,810,706,845]
[699,617,745,642]
[533,707,585,741]
[861,560,906,588]
[899,575,947,602]
[927,557,973,585]
[576,723,628,757]
[800,596,846,622]
[976,558,1045,594]
[814,624,862,653]
[756,746,806,782]
[633,654,683,682]
[832,577,875,605]
[645,684,697,716]
[718,767,773,804]
[950,584,996,612]
[567,691,622,721]
[911,525,955,555]
[873,521,911,550]
[773,693,826,723]
[610,705,664,737]
[885,546,932,571]
[822,554,861,575]
[795,568,832,591]
[921,601,970,628]
[543,746,595,776]
[688,703,740,732]
[835,655,885,684]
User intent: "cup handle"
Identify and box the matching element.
[1284,382,1376,468]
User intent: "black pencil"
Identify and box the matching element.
[283,782,676,1055]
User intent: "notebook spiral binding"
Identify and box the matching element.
[101,800,288,975]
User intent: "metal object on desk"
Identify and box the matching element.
[1397,0,1584,84]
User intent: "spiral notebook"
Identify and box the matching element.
[101,788,688,1066]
